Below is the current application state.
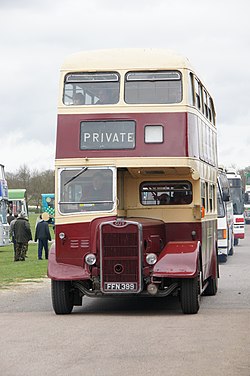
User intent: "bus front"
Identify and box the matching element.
[49,49,218,315]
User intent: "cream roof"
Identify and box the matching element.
[61,48,194,72]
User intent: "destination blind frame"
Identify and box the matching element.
[80,120,135,150]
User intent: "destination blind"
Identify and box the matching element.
[80,120,135,150]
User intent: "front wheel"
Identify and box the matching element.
[180,275,200,314]
[51,280,74,315]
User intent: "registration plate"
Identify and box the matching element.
[104,282,137,292]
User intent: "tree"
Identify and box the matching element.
[31,169,55,209]
[238,166,250,190]
[6,165,55,210]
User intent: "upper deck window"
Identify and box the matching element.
[194,78,202,111]
[124,71,182,104]
[63,72,120,105]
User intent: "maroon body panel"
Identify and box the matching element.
[235,233,244,239]
[50,218,217,282]
[165,222,201,243]
[48,242,90,280]
[54,217,116,267]
[56,112,188,159]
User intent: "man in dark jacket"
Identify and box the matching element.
[13,212,32,261]
[35,215,51,260]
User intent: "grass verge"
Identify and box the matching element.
[0,213,54,288]
[0,211,54,288]
[0,243,50,288]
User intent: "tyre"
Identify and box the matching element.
[51,280,74,314]
[228,234,234,256]
[228,244,234,256]
[204,270,218,296]
[218,254,227,263]
[180,275,200,314]
[204,250,219,296]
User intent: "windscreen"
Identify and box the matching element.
[59,167,115,214]
[228,178,244,215]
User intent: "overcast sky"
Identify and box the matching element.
[1,0,250,173]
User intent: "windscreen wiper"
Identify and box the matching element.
[64,167,88,186]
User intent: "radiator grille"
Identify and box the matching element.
[100,222,141,293]
[102,233,138,257]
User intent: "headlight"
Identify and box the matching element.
[146,253,157,265]
[59,232,65,239]
[85,253,96,266]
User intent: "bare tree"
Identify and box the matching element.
[6,165,55,209]
[31,170,55,209]
[239,166,250,190]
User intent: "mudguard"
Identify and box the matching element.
[47,242,90,281]
[152,241,200,278]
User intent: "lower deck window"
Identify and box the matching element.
[140,181,192,205]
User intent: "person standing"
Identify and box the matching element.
[9,213,18,260]
[34,216,51,260]
[13,212,32,261]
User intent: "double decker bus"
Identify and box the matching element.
[49,49,219,314]
[0,164,9,246]
[226,170,245,245]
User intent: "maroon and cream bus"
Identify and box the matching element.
[48,48,219,314]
